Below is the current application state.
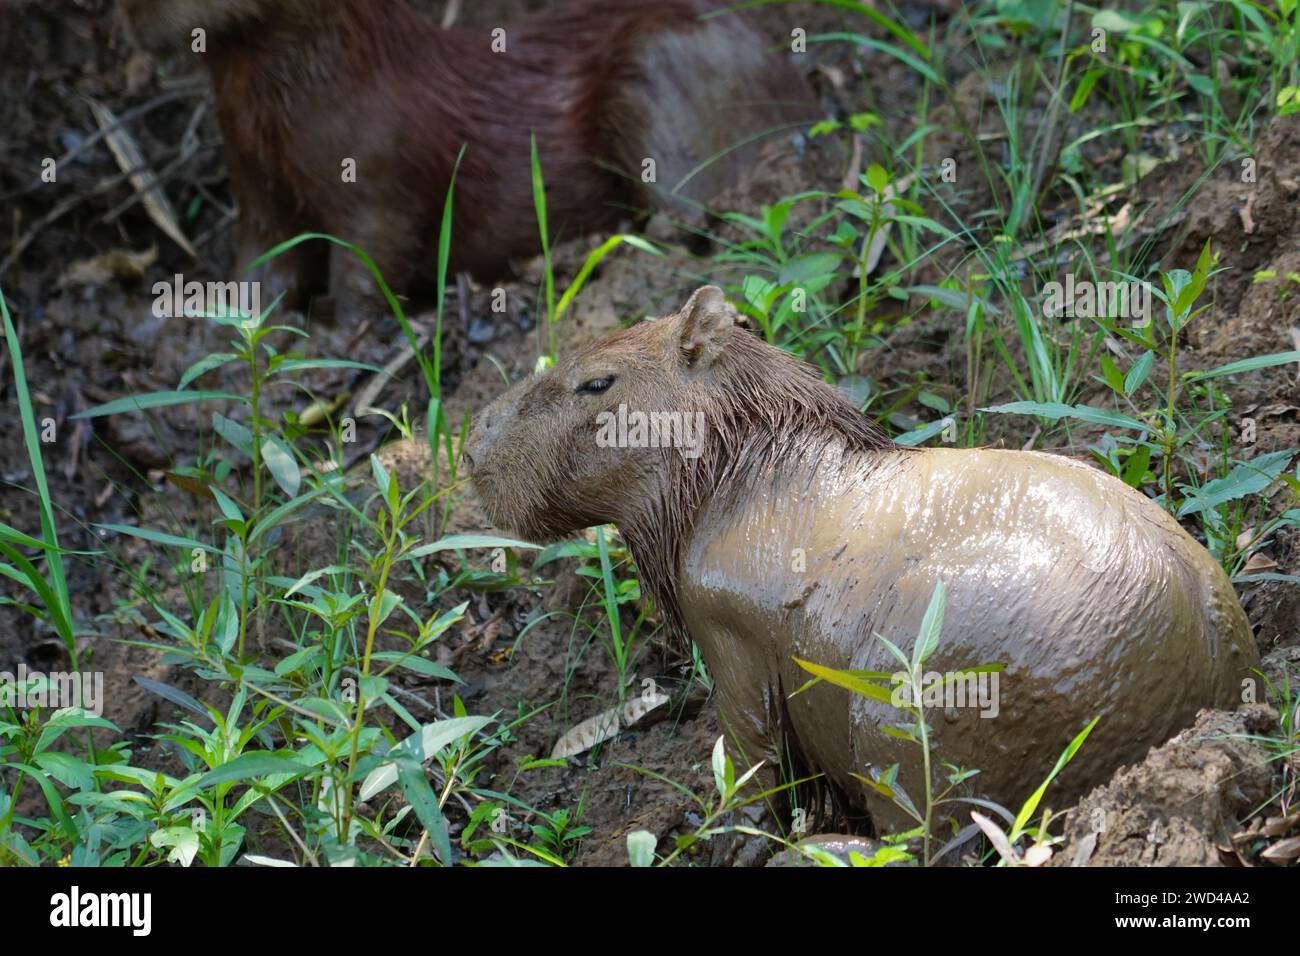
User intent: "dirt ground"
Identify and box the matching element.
[0,0,1296,866]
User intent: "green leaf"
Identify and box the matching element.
[2,261,74,655]
[132,676,207,719]
[980,401,1150,433]
[94,523,214,553]
[0,521,71,553]
[1120,443,1151,488]
[260,435,301,498]
[196,753,310,787]
[1091,9,1147,31]
[1183,350,1300,383]
[408,534,542,557]
[398,761,452,864]
[359,715,491,800]
[72,390,242,419]
[212,412,254,459]
[371,588,403,628]
[210,486,245,526]
[894,417,953,447]
[778,253,843,285]
[274,646,323,677]
[150,826,200,867]
[178,353,239,390]
[1070,68,1105,112]
[554,235,662,321]
[370,651,460,682]
[793,658,896,705]
[1098,353,1126,394]
[35,752,96,790]
[711,735,730,798]
[911,580,946,670]
[247,485,333,544]
[627,830,657,867]
[1123,351,1154,395]
[34,708,120,754]
[1177,450,1295,517]
[1011,717,1099,836]
[370,454,391,502]
[272,358,383,375]
[865,162,891,195]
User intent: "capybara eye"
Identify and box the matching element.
[576,376,615,395]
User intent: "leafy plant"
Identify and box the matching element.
[982,240,1300,575]
[794,580,1095,866]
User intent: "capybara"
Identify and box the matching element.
[465,285,1261,831]
[120,0,817,320]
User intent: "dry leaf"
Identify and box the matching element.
[1241,553,1279,574]
[477,615,501,653]
[970,810,1018,865]
[1260,835,1300,863]
[59,245,158,287]
[1261,813,1300,838]
[1239,191,1257,234]
[86,96,197,258]
[164,470,215,501]
[1022,844,1053,867]
[298,392,352,428]
[1258,404,1300,418]
[550,691,670,759]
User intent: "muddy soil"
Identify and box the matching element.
[0,1,1296,866]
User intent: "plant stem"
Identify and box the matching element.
[339,519,400,836]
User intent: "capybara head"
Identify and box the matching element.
[466,286,892,615]
[466,287,740,543]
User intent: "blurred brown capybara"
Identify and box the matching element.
[120,0,818,320]
[465,285,1261,832]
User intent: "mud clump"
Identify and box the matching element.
[1055,706,1279,867]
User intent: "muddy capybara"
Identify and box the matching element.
[120,0,817,319]
[465,285,1261,831]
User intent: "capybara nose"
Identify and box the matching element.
[462,449,475,472]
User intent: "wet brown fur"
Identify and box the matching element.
[119,0,817,319]
[466,287,895,629]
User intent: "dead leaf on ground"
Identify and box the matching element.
[1260,835,1300,863]
[551,691,671,760]
[1241,553,1279,574]
[59,245,157,287]
[86,96,197,259]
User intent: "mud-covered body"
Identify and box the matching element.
[681,445,1257,827]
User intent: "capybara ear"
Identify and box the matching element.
[676,285,737,370]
